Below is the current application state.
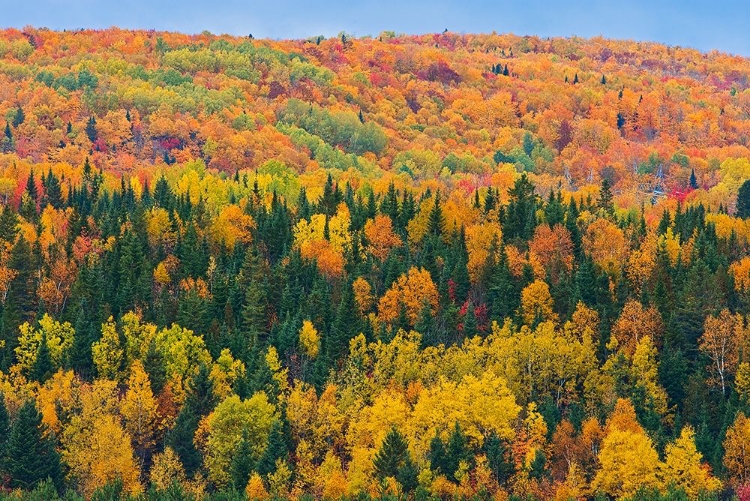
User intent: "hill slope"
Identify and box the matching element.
[0,28,749,500]
[0,28,749,207]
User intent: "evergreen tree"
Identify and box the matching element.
[230,428,255,490]
[373,427,418,491]
[689,168,698,189]
[85,116,98,143]
[166,365,216,477]
[326,280,359,363]
[0,206,19,243]
[484,433,512,485]
[737,179,750,219]
[1,122,12,152]
[444,422,472,482]
[427,191,446,237]
[504,174,537,244]
[12,106,25,127]
[522,131,534,157]
[30,332,53,384]
[25,170,38,202]
[42,170,63,209]
[68,304,97,380]
[462,302,477,338]
[428,433,447,475]
[5,400,62,491]
[597,178,614,216]
[0,392,9,473]
[1,235,35,368]
[142,339,167,395]
[256,419,288,476]
[488,245,518,322]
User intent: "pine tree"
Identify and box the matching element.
[428,433,447,475]
[597,178,614,216]
[230,428,255,490]
[68,304,97,380]
[85,116,98,143]
[374,427,409,479]
[484,432,512,485]
[504,174,537,243]
[373,427,419,491]
[737,179,750,219]
[488,245,518,322]
[1,235,35,369]
[25,170,38,202]
[462,302,477,338]
[142,339,167,395]
[326,280,359,363]
[522,131,535,157]
[0,206,18,243]
[12,106,25,127]
[5,400,62,491]
[427,191,446,237]
[166,365,216,477]
[0,392,9,473]
[445,422,472,482]
[1,122,12,152]
[256,419,288,476]
[689,168,698,190]
[42,169,63,209]
[30,332,53,383]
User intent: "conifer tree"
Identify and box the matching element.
[12,106,25,127]
[30,332,53,383]
[445,422,472,482]
[0,206,18,243]
[597,178,614,216]
[737,179,750,219]
[5,400,62,491]
[0,392,9,473]
[427,191,446,237]
[230,428,255,490]
[166,365,216,477]
[256,419,289,476]
[374,427,418,491]
[689,168,699,189]
[85,116,98,143]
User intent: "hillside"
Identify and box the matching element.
[0,28,749,207]
[0,28,749,500]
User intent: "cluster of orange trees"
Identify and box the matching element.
[0,27,748,500]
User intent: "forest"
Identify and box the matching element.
[0,26,748,500]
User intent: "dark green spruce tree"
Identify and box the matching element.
[5,400,62,491]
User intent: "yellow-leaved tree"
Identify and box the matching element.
[121,360,160,463]
[299,320,320,359]
[724,412,750,487]
[15,314,75,373]
[92,317,125,381]
[519,279,557,326]
[592,399,660,499]
[203,392,276,488]
[61,379,142,497]
[661,426,721,498]
[377,267,438,325]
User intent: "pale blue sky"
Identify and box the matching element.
[2,0,748,55]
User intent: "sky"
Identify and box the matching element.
[2,0,748,56]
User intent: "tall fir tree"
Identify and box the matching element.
[5,400,62,491]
